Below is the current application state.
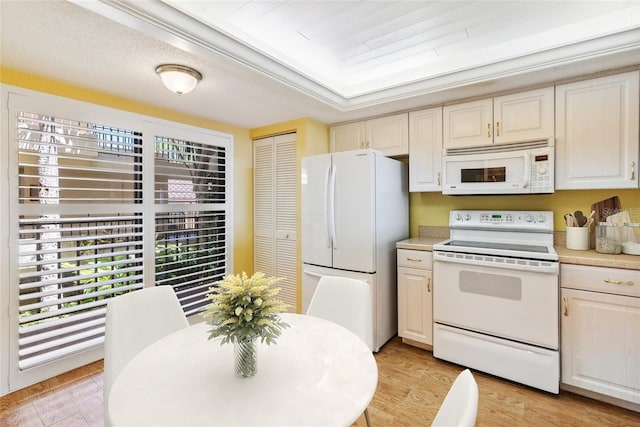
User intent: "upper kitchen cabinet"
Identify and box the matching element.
[330,121,365,153]
[443,87,554,149]
[555,71,639,190]
[330,113,409,156]
[494,88,554,144]
[409,107,443,192]
[443,98,492,148]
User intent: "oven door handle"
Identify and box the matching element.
[521,150,531,189]
[433,251,559,274]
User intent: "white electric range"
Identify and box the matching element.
[432,210,560,393]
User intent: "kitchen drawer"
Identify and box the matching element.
[397,249,432,269]
[561,264,640,298]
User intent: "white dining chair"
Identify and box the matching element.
[431,369,479,427]
[103,286,189,425]
[306,275,374,426]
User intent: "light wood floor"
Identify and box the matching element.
[1,336,638,426]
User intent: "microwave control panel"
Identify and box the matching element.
[530,149,554,193]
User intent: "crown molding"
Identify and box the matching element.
[73,0,640,112]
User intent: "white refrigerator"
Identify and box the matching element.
[301,149,408,351]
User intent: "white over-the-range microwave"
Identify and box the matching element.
[442,139,554,195]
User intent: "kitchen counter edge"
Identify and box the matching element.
[396,238,640,271]
[396,237,443,252]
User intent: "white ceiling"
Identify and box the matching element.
[166,0,640,96]
[2,0,640,129]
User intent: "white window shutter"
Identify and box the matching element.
[7,91,233,392]
[15,112,145,373]
[153,136,229,317]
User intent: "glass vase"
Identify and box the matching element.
[233,336,257,378]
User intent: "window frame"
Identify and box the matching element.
[0,85,234,394]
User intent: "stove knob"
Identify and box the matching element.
[537,215,546,223]
[455,213,463,221]
[525,214,534,222]
[465,213,472,221]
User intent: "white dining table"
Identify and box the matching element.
[107,313,378,427]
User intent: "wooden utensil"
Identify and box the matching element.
[574,210,587,227]
[583,211,595,230]
[584,217,595,230]
[564,213,575,227]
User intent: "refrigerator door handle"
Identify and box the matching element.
[329,164,337,249]
[324,164,332,249]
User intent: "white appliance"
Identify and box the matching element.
[432,210,560,393]
[442,139,554,195]
[301,149,408,352]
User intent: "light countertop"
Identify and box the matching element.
[395,236,443,251]
[555,246,640,270]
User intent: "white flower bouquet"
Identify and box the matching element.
[203,271,289,345]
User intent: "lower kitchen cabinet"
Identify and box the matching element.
[560,264,640,409]
[397,249,433,347]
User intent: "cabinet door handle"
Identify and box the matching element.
[427,276,431,293]
[604,278,634,286]
[437,172,441,186]
[495,121,500,137]
[631,161,636,181]
[487,123,491,138]
[406,258,422,262]
[563,297,569,316]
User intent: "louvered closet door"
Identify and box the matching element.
[274,135,297,310]
[254,139,275,276]
[253,134,297,311]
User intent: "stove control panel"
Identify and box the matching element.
[450,210,554,232]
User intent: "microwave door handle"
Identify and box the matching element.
[521,151,531,189]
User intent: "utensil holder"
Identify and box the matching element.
[566,227,589,250]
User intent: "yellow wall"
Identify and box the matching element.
[0,67,255,274]
[7,67,638,300]
[250,119,329,312]
[410,189,640,236]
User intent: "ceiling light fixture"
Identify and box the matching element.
[155,64,202,95]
